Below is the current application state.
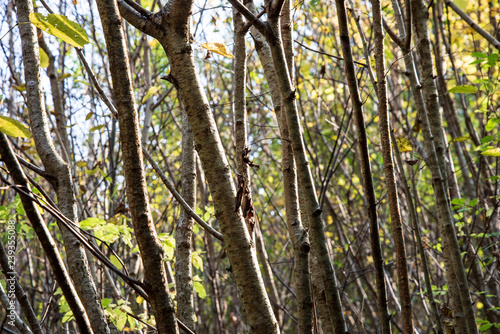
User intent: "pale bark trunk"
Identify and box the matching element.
[95,0,178,333]
[412,1,478,332]
[117,1,279,332]
[244,1,316,331]
[226,2,346,331]
[15,1,109,333]
[175,110,197,331]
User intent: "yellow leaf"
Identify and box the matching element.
[482,148,500,156]
[452,136,470,142]
[13,84,26,92]
[39,48,49,68]
[141,86,161,104]
[148,39,158,48]
[396,136,413,152]
[58,73,71,81]
[200,42,234,59]
[29,13,90,48]
[0,116,31,138]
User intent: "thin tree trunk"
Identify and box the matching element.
[332,0,393,332]
[175,110,197,331]
[95,0,178,333]
[15,1,110,333]
[117,1,279,332]
[228,2,347,331]
[0,239,42,334]
[246,1,314,331]
[412,1,478,332]
[0,133,93,334]
[372,1,414,332]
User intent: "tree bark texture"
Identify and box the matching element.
[117,1,279,332]
[0,133,93,334]
[334,0,393,332]
[95,0,178,333]
[175,110,197,331]
[15,1,110,333]
[372,1,414,332]
[412,1,478,332]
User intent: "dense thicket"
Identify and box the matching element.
[0,0,499,333]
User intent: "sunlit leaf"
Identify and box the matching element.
[101,298,112,308]
[194,281,206,299]
[110,255,123,270]
[39,48,49,68]
[29,13,90,48]
[452,136,470,142]
[396,136,412,152]
[485,118,499,132]
[116,312,127,331]
[141,86,161,104]
[0,116,31,138]
[90,124,105,132]
[482,148,500,156]
[200,42,234,59]
[455,0,468,10]
[448,85,478,94]
[13,84,26,92]
[58,73,71,81]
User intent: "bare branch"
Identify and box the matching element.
[142,149,224,242]
[226,0,268,33]
[444,0,500,50]
[383,17,404,49]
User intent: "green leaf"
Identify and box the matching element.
[482,148,500,156]
[485,118,499,132]
[110,255,123,270]
[29,13,90,48]
[480,323,493,332]
[0,116,31,138]
[141,86,162,104]
[472,52,487,58]
[451,198,465,205]
[487,53,498,66]
[116,311,127,331]
[469,198,478,207]
[480,135,493,143]
[448,85,478,94]
[62,311,74,323]
[192,252,203,270]
[101,298,112,308]
[194,281,207,299]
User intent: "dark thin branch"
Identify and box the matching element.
[226,0,268,32]
[294,40,368,67]
[383,18,404,49]
[142,149,224,242]
[404,0,411,51]
[444,0,500,50]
